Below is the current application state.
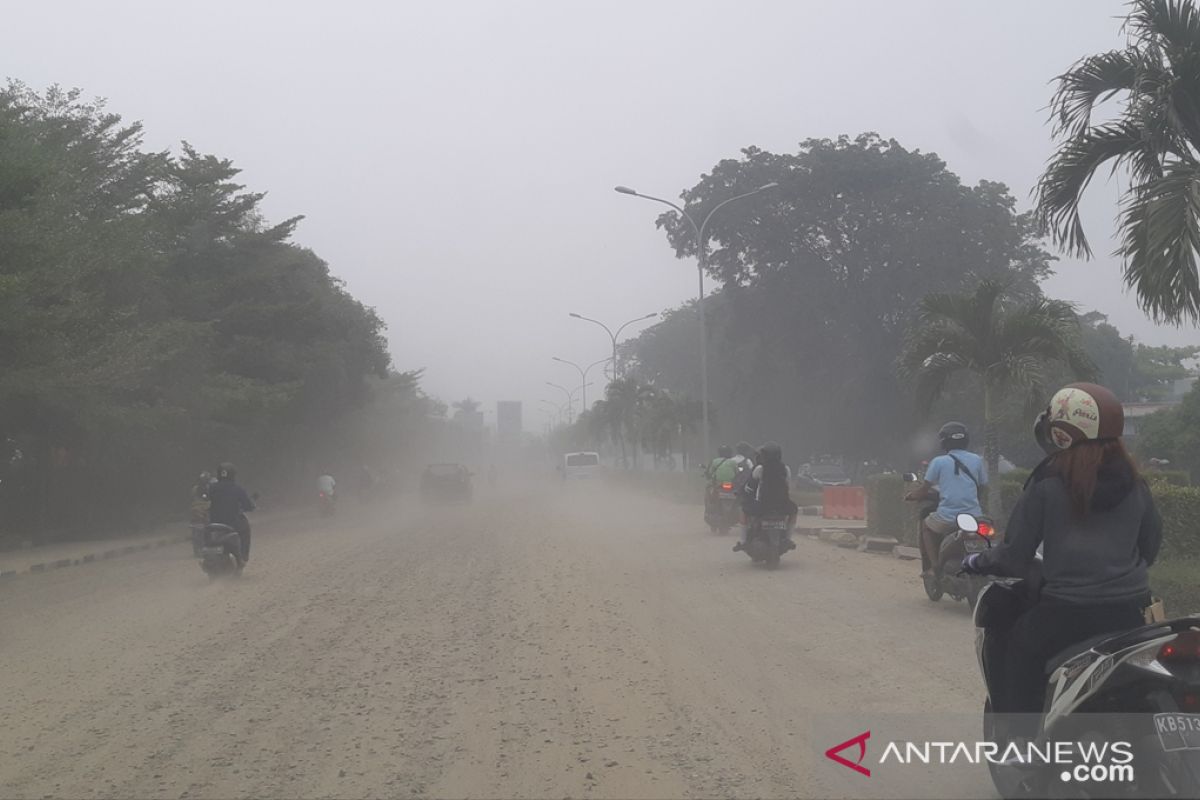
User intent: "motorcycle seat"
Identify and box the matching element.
[205,523,236,533]
[1045,633,1114,675]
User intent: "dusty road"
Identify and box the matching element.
[0,483,986,799]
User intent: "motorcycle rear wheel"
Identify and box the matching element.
[923,574,944,602]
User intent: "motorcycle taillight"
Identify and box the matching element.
[721,483,734,491]
[1159,630,1200,664]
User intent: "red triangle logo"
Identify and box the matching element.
[825,730,871,777]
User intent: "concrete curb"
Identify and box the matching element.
[0,532,190,580]
[858,536,899,554]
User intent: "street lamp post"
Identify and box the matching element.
[545,381,591,425]
[614,181,778,461]
[551,356,609,411]
[568,312,658,381]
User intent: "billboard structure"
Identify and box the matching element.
[496,401,523,448]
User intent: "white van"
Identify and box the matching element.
[561,451,602,480]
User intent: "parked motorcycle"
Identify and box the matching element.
[969,521,1200,797]
[733,515,796,568]
[904,473,996,608]
[705,481,742,534]
[196,518,246,579]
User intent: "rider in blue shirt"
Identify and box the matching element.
[905,422,986,578]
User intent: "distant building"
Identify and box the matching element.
[496,401,523,447]
[453,409,485,433]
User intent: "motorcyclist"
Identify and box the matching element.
[905,422,986,579]
[207,462,256,563]
[317,472,336,499]
[190,471,213,522]
[705,445,736,516]
[962,383,1162,736]
[740,443,798,540]
[189,471,213,556]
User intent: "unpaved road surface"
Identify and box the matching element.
[0,484,984,799]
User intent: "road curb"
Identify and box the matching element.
[0,533,189,580]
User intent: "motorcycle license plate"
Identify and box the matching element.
[200,547,226,558]
[761,520,789,530]
[1154,713,1200,751]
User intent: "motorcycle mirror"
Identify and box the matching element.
[956,513,979,533]
[902,472,918,482]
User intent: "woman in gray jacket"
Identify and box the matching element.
[963,383,1162,727]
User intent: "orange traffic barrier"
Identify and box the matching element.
[822,486,866,520]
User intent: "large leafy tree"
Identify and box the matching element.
[0,83,396,537]
[899,280,1097,510]
[1035,0,1200,324]
[632,135,1053,464]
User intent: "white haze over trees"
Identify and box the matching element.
[7,0,1183,419]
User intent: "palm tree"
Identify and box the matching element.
[1035,0,1200,324]
[604,378,655,469]
[899,280,1096,512]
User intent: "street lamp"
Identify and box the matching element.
[568,312,658,380]
[551,356,609,411]
[615,181,778,461]
[545,381,591,425]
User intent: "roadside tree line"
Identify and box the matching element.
[0,84,431,541]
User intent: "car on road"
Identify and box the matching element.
[794,463,852,489]
[560,451,602,480]
[420,463,473,504]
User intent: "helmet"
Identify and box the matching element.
[938,422,970,450]
[1036,383,1124,452]
[757,442,783,464]
[717,445,733,459]
[217,462,237,480]
[199,471,211,483]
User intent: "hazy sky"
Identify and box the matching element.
[10,0,1193,428]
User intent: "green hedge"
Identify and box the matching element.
[1145,470,1192,487]
[1152,559,1200,616]
[1147,483,1200,561]
[865,473,921,545]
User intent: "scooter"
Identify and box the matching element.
[705,481,742,534]
[965,511,1200,798]
[904,473,996,608]
[318,490,336,517]
[197,518,246,579]
[733,515,796,568]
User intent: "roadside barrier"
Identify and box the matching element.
[822,486,866,520]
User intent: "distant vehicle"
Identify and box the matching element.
[561,451,601,480]
[421,463,473,505]
[795,463,851,489]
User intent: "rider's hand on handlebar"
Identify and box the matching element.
[960,553,983,576]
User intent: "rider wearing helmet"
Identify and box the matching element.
[207,462,256,563]
[905,421,986,579]
[963,384,1162,733]
[742,443,798,519]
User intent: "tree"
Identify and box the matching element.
[1035,0,1200,324]
[899,280,1097,511]
[0,83,397,538]
[632,135,1054,464]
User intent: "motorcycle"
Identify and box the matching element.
[968,514,1200,797]
[733,515,796,568]
[318,490,336,517]
[904,473,996,608]
[197,518,246,579]
[705,481,742,534]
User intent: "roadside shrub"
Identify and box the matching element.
[1151,558,1200,616]
[865,473,921,545]
[1149,482,1200,561]
[1145,469,1191,487]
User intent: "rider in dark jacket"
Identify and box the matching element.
[207,462,256,562]
[963,383,1162,734]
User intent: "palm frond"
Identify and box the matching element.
[1035,121,1148,257]
[1120,160,1200,323]
[1051,49,1142,136]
